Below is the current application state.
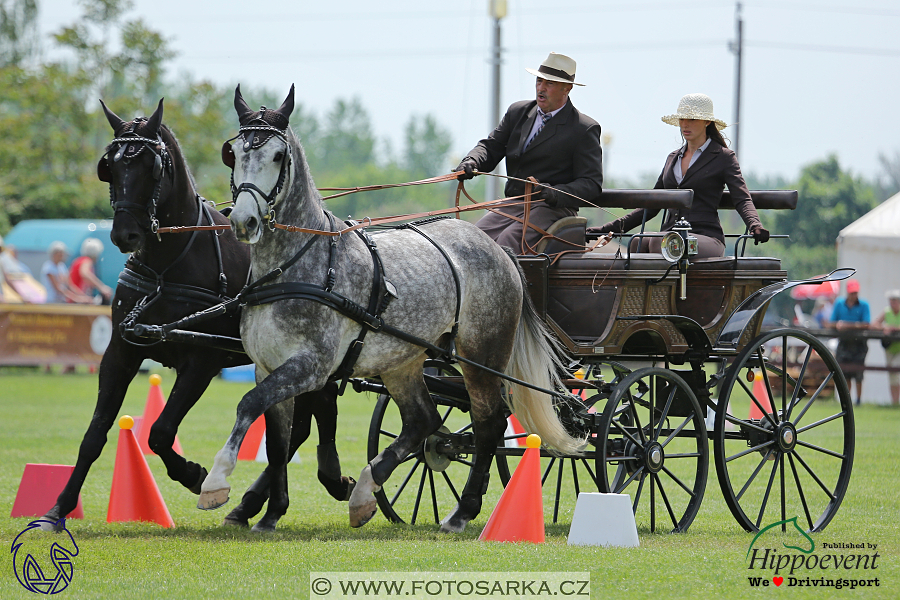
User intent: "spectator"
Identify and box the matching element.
[830,279,870,406]
[873,289,900,406]
[68,238,113,304]
[41,242,90,304]
[813,297,833,329]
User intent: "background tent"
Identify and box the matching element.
[836,191,900,404]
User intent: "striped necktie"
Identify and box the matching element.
[525,111,551,149]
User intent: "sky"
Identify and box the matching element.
[36,0,900,187]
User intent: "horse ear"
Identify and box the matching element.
[99,99,126,133]
[146,98,164,135]
[234,84,255,124]
[274,84,295,121]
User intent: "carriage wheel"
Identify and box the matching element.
[496,361,629,523]
[714,328,854,533]
[596,367,708,533]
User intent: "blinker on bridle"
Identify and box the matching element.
[222,111,291,230]
[99,118,173,238]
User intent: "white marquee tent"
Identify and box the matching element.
[836,191,900,404]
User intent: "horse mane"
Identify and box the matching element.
[286,127,324,211]
[158,123,200,196]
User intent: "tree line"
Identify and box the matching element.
[2,0,898,284]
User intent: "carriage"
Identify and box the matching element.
[354,188,855,534]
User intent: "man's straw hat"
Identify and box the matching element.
[662,93,727,130]
[525,52,584,86]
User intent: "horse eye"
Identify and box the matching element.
[273,151,284,162]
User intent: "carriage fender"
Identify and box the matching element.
[714,268,855,349]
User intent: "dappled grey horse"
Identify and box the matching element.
[198,85,584,531]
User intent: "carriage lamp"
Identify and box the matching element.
[661,231,686,263]
[664,218,698,300]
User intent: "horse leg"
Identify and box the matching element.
[199,355,326,510]
[440,366,508,533]
[223,396,303,527]
[349,365,442,527]
[147,360,223,493]
[312,382,356,501]
[250,398,293,532]
[40,345,141,531]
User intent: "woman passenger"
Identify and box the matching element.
[588,93,768,258]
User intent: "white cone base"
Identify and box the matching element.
[567,493,640,547]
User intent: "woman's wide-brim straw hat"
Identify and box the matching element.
[525,52,585,86]
[662,93,728,130]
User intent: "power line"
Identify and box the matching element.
[746,41,900,57]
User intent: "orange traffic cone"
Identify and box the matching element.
[504,414,527,447]
[136,374,183,455]
[748,371,773,420]
[10,464,84,519]
[107,415,174,527]
[237,415,266,461]
[479,434,544,543]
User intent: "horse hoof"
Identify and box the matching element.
[251,520,277,533]
[348,498,378,528]
[319,471,357,502]
[222,517,249,528]
[439,517,467,533]
[188,467,208,495]
[198,488,230,510]
[38,511,65,533]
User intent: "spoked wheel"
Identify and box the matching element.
[496,361,629,523]
[367,361,479,524]
[597,367,708,533]
[714,328,854,532]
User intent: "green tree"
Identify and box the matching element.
[776,155,878,247]
[0,0,38,68]
[316,97,375,173]
[403,114,451,178]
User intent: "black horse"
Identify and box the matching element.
[41,98,353,532]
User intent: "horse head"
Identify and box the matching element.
[224,84,296,243]
[99,98,176,253]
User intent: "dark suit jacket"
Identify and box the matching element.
[464,98,603,209]
[598,140,760,243]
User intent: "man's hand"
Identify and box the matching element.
[528,179,558,206]
[751,225,770,244]
[454,158,477,180]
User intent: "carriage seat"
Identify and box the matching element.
[533,216,587,254]
[691,256,782,271]
[552,253,781,272]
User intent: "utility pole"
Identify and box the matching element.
[487,0,507,202]
[729,2,743,158]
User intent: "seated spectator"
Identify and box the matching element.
[68,238,113,304]
[41,242,91,303]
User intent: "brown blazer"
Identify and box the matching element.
[464,98,603,209]
[597,141,760,243]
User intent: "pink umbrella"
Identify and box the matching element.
[790,278,841,300]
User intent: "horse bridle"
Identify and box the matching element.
[222,118,291,229]
[98,120,173,236]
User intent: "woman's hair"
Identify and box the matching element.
[705,122,729,148]
[80,237,104,259]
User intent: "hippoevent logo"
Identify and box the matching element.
[745,517,880,590]
[10,518,79,594]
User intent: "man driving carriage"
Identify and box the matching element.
[454,52,603,253]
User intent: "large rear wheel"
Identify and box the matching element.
[714,328,855,532]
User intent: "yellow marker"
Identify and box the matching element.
[526,434,542,449]
[119,415,134,430]
[149,374,162,386]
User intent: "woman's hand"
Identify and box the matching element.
[751,225,770,244]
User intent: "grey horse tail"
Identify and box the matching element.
[500,248,587,454]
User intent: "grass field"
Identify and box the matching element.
[1,368,897,599]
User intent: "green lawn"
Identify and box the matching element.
[1,369,897,599]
